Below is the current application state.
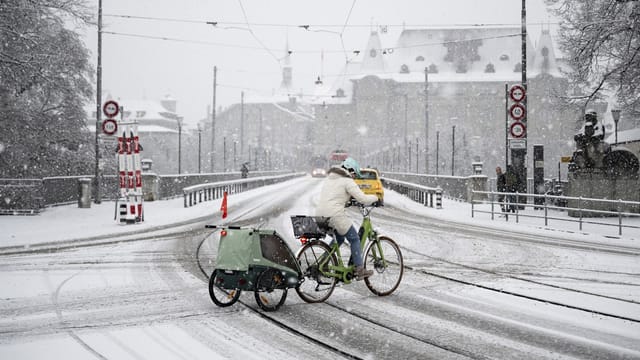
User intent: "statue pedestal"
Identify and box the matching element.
[567,170,640,216]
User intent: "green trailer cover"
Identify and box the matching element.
[215,228,300,275]
[215,229,258,271]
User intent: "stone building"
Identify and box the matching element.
[310,26,579,178]
[204,26,582,178]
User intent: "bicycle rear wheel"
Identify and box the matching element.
[364,236,403,296]
[295,241,337,303]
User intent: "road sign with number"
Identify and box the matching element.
[510,121,526,138]
[509,103,526,121]
[102,119,118,135]
[103,100,120,118]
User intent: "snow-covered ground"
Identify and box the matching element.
[1,176,639,359]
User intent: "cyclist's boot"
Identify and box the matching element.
[355,266,373,281]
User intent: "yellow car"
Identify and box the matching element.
[355,168,384,205]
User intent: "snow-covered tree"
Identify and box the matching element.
[547,0,639,114]
[0,0,94,178]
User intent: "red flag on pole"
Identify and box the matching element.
[220,191,228,219]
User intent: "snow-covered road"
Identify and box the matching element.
[1,176,639,359]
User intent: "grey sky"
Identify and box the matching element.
[81,0,555,127]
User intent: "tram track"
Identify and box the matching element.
[194,235,476,360]
[188,188,640,359]
[371,208,640,323]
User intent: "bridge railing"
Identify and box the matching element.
[381,177,443,208]
[471,190,640,236]
[182,173,305,208]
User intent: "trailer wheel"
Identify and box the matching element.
[254,269,288,311]
[209,269,241,307]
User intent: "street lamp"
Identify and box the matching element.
[611,108,621,145]
[451,125,456,176]
[197,123,202,173]
[177,116,183,175]
[223,136,227,172]
[233,141,237,170]
[436,130,440,175]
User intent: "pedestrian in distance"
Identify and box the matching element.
[505,165,518,213]
[495,166,507,212]
[241,162,249,179]
[316,157,379,280]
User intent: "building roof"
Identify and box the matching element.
[115,99,179,121]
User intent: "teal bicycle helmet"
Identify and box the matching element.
[341,157,362,177]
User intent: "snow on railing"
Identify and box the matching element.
[382,177,443,208]
[182,173,304,208]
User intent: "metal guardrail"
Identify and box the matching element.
[182,173,305,208]
[382,177,443,208]
[471,190,640,236]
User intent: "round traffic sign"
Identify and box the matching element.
[510,121,526,138]
[102,119,118,135]
[509,84,526,102]
[103,100,120,118]
[509,103,526,121]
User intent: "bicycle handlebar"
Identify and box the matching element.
[346,198,380,216]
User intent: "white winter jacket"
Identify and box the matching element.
[316,166,379,235]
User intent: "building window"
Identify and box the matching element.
[400,64,410,73]
[500,54,509,61]
[335,88,345,98]
[484,63,495,73]
[541,47,549,57]
[428,63,438,73]
[415,56,425,62]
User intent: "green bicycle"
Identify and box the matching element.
[291,202,404,303]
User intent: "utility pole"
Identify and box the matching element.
[451,125,456,176]
[509,0,529,195]
[240,91,244,159]
[404,94,408,171]
[211,66,217,172]
[436,130,440,175]
[177,117,183,174]
[93,0,103,204]
[424,67,429,174]
[258,107,263,169]
[198,124,202,173]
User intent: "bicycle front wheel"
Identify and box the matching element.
[295,241,337,303]
[364,236,403,296]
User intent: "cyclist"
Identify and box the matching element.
[316,157,378,280]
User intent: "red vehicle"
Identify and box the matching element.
[329,149,349,167]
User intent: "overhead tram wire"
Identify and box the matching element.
[103,13,629,29]
[102,30,521,55]
[237,0,282,67]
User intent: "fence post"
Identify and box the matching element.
[618,199,622,236]
[544,193,548,226]
[435,187,442,209]
[471,199,475,218]
[579,196,583,231]
[490,191,494,220]
[515,192,519,223]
